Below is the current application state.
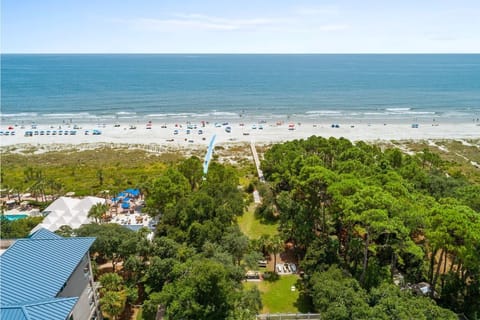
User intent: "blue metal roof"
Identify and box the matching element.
[28,228,62,240]
[0,235,95,306]
[0,307,25,320]
[1,298,78,320]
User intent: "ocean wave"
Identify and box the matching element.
[364,112,388,115]
[146,113,169,118]
[117,115,139,119]
[388,111,436,115]
[96,115,116,119]
[385,107,412,112]
[41,112,96,118]
[305,110,342,115]
[116,111,137,115]
[146,113,197,118]
[209,111,239,117]
[365,111,436,116]
[0,112,38,118]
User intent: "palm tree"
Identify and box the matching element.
[270,235,284,273]
[88,203,108,223]
[100,291,124,320]
[49,179,64,200]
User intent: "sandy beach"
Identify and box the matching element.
[1,118,479,151]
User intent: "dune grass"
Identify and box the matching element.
[402,139,480,183]
[237,203,279,239]
[1,147,174,196]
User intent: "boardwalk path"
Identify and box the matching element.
[250,140,265,182]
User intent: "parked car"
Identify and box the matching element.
[258,260,267,268]
[290,263,297,273]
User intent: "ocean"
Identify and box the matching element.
[1,54,480,125]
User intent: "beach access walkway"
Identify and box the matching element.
[203,134,217,176]
[250,140,265,182]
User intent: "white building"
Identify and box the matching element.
[31,196,105,233]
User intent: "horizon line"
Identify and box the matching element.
[2,52,480,55]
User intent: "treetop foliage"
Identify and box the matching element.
[260,136,479,318]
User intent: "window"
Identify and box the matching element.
[83,264,91,278]
[89,294,96,309]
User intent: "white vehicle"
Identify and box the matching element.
[290,263,297,273]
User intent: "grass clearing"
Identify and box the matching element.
[135,307,143,320]
[238,203,279,239]
[244,275,301,314]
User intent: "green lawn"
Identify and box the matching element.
[135,308,143,320]
[245,275,301,314]
[237,204,279,239]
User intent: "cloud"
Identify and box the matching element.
[128,14,278,32]
[294,5,340,16]
[115,12,348,34]
[317,24,349,31]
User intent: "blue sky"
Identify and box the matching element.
[2,0,479,53]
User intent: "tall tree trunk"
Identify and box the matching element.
[455,262,463,279]
[441,250,448,290]
[449,254,457,273]
[342,228,350,268]
[429,248,439,285]
[321,204,326,237]
[431,248,445,298]
[360,232,370,285]
[391,251,397,276]
[461,268,468,283]
[273,253,277,273]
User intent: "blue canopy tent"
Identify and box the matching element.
[125,188,140,197]
[121,202,130,209]
[118,192,127,198]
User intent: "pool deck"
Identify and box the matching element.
[2,208,41,218]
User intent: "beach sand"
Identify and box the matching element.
[1,119,479,151]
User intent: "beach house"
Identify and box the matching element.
[0,228,101,320]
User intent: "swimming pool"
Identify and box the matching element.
[2,214,28,221]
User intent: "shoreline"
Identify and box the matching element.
[1,118,479,151]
